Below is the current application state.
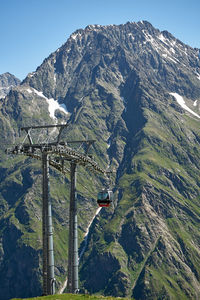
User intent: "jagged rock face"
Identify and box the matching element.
[0,72,21,98]
[0,21,200,299]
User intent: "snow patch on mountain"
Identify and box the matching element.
[158,33,171,46]
[162,54,178,64]
[54,74,56,83]
[170,92,200,119]
[46,98,68,119]
[193,100,198,107]
[107,136,111,149]
[27,72,35,78]
[142,30,180,64]
[128,33,135,40]
[29,88,69,119]
[26,88,32,94]
[31,89,46,99]
[70,32,82,40]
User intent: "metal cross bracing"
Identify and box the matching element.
[6,123,108,296]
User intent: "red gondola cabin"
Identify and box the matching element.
[97,189,113,207]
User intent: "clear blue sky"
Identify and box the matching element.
[0,0,199,80]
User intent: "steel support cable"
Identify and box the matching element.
[75,171,105,199]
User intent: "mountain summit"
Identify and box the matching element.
[0,21,200,300]
[0,72,20,98]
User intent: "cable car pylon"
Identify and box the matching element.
[42,151,55,295]
[67,160,78,293]
[5,123,111,296]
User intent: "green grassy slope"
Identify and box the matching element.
[12,293,131,300]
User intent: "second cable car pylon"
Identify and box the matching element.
[67,160,79,293]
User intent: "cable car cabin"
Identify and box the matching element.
[97,189,113,207]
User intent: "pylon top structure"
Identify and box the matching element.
[7,123,107,176]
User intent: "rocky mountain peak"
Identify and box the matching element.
[0,72,21,98]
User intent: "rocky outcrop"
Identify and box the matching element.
[0,72,20,98]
